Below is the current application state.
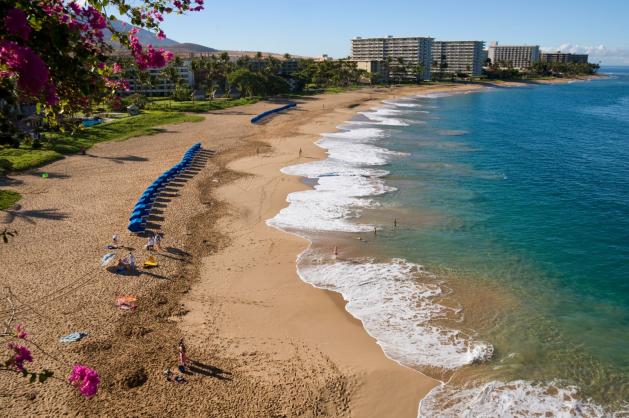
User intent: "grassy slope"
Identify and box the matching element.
[145,97,259,113]
[0,190,21,210]
[0,111,203,172]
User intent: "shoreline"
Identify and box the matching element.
[182,83,488,417]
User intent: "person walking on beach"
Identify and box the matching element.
[154,233,162,251]
[394,218,397,228]
[178,338,187,373]
[298,148,302,158]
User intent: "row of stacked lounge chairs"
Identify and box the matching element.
[250,102,297,124]
[127,142,202,233]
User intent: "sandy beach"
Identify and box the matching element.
[2,82,491,416]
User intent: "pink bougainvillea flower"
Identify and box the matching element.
[68,2,82,15]
[85,6,106,30]
[15,324,28,340]
[156,29,166,40]
[4,8,32,41]
[45,82,59,106]
[112,62,122,73]
[0,40,51,97]
[7,343,33,371]
[68,364,100,398]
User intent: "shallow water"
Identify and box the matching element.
[269,69,629,415]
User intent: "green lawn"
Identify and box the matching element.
[145,97,259,113]
[0,190,21,210]
[0,111,203,172]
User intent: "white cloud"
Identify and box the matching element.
[541,44,629,65]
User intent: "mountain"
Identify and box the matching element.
[106,20,303,58]
[107,20,179,48]
[166,43,218,54]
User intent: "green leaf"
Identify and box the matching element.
[29,373,36,384]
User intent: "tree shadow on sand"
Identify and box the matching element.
[87,154,149,164]
[2,205,70,224]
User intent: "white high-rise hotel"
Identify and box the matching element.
[352,36,433,80]
[487,42,541,69]
[432,41,486,77]
[352,37,486,80]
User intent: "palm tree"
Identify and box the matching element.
[394,57,407,83]
[414,64,424,83]
[266,55,280,75]
[161,59,182,105]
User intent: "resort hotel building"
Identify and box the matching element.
[125,61,194,96]
[540,51,589,64]
[432,41,486,77]
[487,42,541,69]
[351,36,433,81]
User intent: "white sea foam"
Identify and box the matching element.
[419,380,606,418]
[268,174,393,232]
[268,125,398,232]
[415,92,458,99]
[298,257,493,369]
[383,99,423,108]
[357,107,410,126]
[321,127,385,141]
[319,137,405,166]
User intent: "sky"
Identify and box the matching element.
[155,0,629,65]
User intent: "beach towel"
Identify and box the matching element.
[59,332,88,343]
[100,252,116,267]
[116,295,138,311]
[143,255,158,268]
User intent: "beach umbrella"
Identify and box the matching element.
[100,252,116,267]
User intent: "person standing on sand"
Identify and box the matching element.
[154,233,162,251]
[178,338,187,373]
[128,251,136,273]
[145,236,155,251]
[298,148,302,158]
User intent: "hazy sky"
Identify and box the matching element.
[155,0,629,65]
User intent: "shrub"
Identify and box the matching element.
[172,84,193,101]
[125,94,148,109]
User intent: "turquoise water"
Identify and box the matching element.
[372,70,629,407]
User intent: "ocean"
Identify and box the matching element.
[269,69,629,416]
